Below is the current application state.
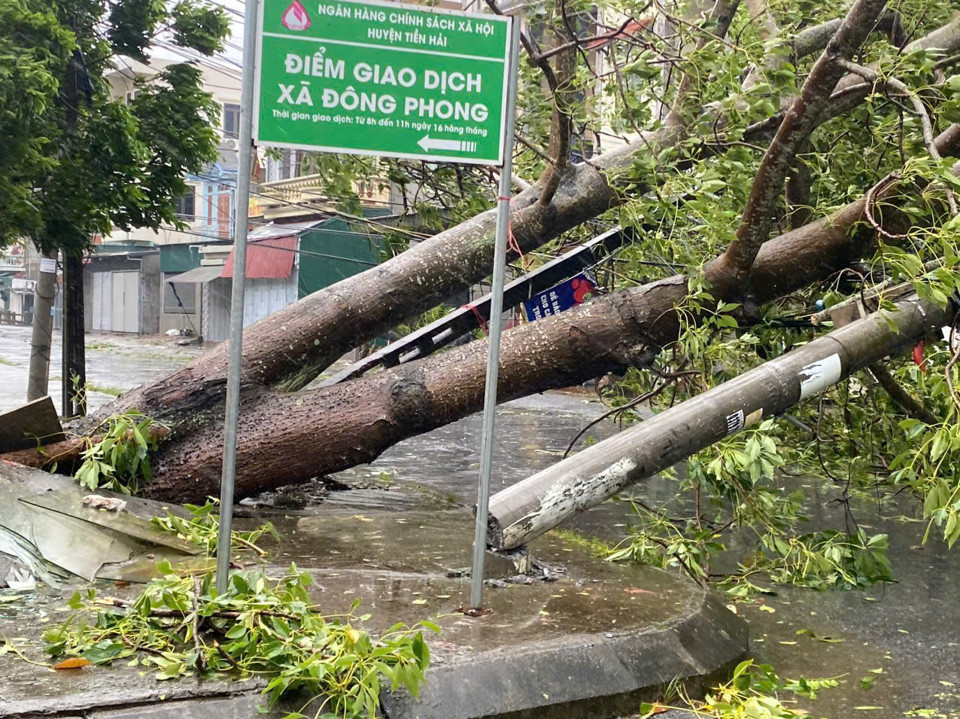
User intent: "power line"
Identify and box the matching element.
[152,40,243,75]
[157,227,381,265]
[196,171,394,209]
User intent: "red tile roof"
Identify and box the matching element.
[221,235,297,279]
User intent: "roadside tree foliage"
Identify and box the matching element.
[0,0,228,255]
[562,0,960,590]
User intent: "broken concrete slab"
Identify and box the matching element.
[0,463,203,584]
[20,490,201,556]
[0,397,64,453]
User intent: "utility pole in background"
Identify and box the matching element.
[58,46,87,417]
[62,251,86,416]
[26,251,58,402]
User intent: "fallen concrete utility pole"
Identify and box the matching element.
[487,294,957,551]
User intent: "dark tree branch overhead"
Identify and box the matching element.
[868,364,939,425]
[536,0,577,207]
[717,0,891,295]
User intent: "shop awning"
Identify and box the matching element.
[167,264,224,283]
[160,244,202,273]
[221,236,297,279]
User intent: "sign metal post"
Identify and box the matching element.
[217,0,519,604]
[469,16,520,611]
[216,0,260,595]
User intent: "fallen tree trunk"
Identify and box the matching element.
[13,14,948,505]
[7,126,955,502]
[105,16,960,438]
[138,134,958,503]
[487,294,957,550]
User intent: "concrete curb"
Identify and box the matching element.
[381,593,747,719]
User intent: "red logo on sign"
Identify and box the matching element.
[281,0,311,31]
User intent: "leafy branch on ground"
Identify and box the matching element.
[42,564,437,719]
[607,421,893,592]
[151,499,279,557]
[640,660,840,718]
[74,412,164,494]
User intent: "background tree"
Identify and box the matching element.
[0,0,229,254]
[1,0,229,409]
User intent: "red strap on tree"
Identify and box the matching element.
[913,339,927,372]
[497,195,527,270]
[463,302,489,335]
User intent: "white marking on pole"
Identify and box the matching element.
[725,410,744,435]
[798,353,842,400]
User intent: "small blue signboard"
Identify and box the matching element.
[522,272,596,322]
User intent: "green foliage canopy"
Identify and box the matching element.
[0,0,229,255]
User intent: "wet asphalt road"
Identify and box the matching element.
[0,324,200,414]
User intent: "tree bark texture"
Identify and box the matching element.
[138,121,959,504]
[34,18,955,504]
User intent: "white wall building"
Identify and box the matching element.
[92,55,244,335]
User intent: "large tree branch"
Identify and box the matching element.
[717,0,891,295]
[537,0,578,206]
[103,18,960,439]
[661,0,743,129]
[869,363,939,424]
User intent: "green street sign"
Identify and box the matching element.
[254,0,513,165]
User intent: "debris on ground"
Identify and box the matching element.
[0,462,203,585]
[81,495,127,512]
